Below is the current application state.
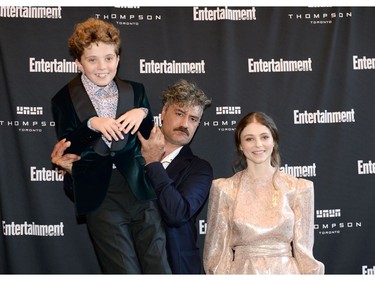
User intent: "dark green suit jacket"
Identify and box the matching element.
[51,75,155,216]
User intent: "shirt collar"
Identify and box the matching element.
[81,74,116,97]
[161,146,183,168]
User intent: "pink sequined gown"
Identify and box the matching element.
[203,170,324,274]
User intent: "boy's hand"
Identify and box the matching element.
[116,108,146,135]
[90,117,125,142]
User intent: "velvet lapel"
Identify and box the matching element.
[68,75,134,155]
[68,75,97,120]
[68,75,109,156]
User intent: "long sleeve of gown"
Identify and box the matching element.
[292,178,325,274]
[203,178,235,274]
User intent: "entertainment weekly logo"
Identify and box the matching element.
[357,159,375,175]
[353,55,375,71]
[202,106,241,132]
[192,7,256,21]
[314,208,362,235]
[2,220,64,237]
[30,166,63,182]
[0,6,62,19]
[287,7,352,25]
[198,220,207,235]
[362,265,375,275]
[0,106,55,133]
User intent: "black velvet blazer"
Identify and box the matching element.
[51,75,155,216]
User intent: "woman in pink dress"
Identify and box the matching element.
[203,112,324,274]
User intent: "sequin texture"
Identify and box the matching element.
[203,170,324,274]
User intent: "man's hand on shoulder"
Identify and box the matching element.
[51,139,80,175]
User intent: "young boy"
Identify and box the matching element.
[51,18,171,274]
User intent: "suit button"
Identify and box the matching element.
[110,152,116,157]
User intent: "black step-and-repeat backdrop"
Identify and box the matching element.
[1,6,375,274]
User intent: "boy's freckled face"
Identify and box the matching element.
[76,41,119,87]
